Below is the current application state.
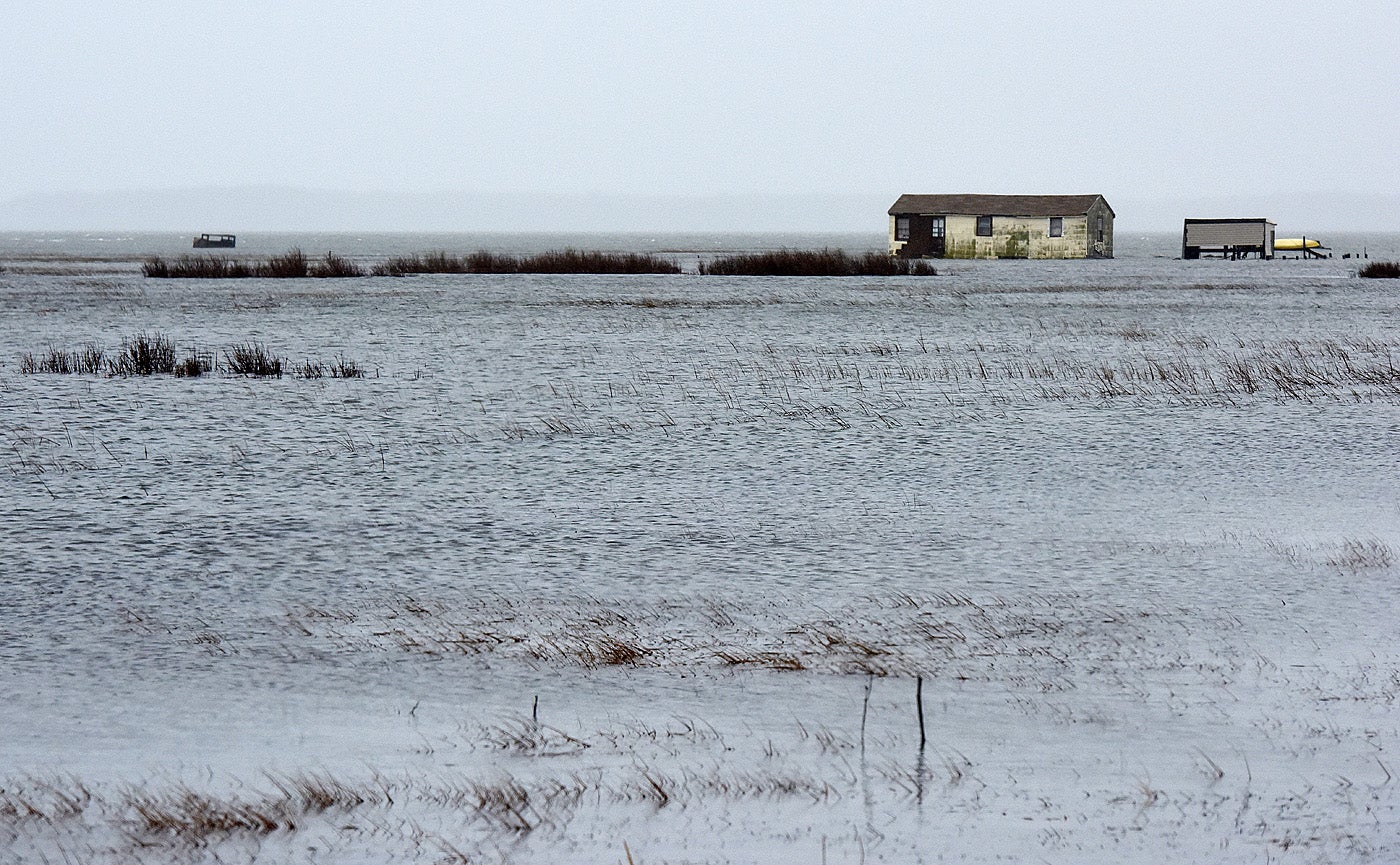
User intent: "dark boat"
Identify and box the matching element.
[193,233,236,248]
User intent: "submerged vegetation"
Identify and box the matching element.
[700,249,937,276]
[18,332,366,379]
[295,354,366,379]
[1359,260,1400,278]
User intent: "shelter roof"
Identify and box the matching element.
[889,194,1110,217]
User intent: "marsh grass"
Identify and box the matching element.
[173,349,215,378]
[107,332,175,376]
[282,590,1138,680]
[0,761,844,847]
[260,248,309,278]
[144,248,330,278]
[700,249,937,276]
[371,249,681,276]
[224,342,283,377]
[374,250,485,276]
[295,353,367,379]
[143,255,254,278]
[16,334,369,383]
[143,247,960,278]
[309,251,365,278]
[372,252,468,276]
[1323,538,1396,571]
[130,786,293,838]
[18,344,105,375]
[1359,261,1400,278]
[481,717,591,757]
[523,249,681,274]
[523,633,654,669]
[472,333,1400,444]
[465,250,517,273]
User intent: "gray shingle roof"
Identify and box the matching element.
[889,194,1110,217]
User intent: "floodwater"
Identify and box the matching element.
[2,232,1399,863]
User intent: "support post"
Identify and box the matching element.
[916,676,926,750]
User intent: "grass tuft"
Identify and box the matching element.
[108,333,175,376]
[18,345,106,375]
[174,350,215,378]
[295,353,366,379]
[1324,538,1395,571]
[224,342,283,377]
[1359,261,1400,278]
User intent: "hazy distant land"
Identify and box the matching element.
[3,187,1398,233]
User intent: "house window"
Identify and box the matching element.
[1049,217,1063,238]
[895,216,910,241]
[1096,216,1104,242]
[976,216,993,236]
[931,216,945,238]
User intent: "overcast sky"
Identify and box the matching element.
[3,1,1396,229]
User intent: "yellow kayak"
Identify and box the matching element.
[1275,238,1321,250]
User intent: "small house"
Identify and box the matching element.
[1181,219,1275,259]
[888,194,1114,259]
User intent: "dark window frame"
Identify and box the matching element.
[931,216,945,238]
[1049,217,1064,238]
[895,216,910,241]
[976,215,993,237]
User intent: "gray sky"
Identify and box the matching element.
[3,1,1397,229]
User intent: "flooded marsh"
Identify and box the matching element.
[2,232,1399,862]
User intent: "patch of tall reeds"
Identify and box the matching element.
[1359,261,1400,278]
[145,247,687,277]
[107,332,176,376]
[309,251,365,278]
[523,249,681,274]
[371,252,468,277]
[699,249,937,276]
[259,248,308,278]
[18,345,105,375]
[174,350,215,378]
[224,342,283,377]
[143,248,352,278]
[16,333,372,381]
[371,249,681,276]
[143,255,254,278]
